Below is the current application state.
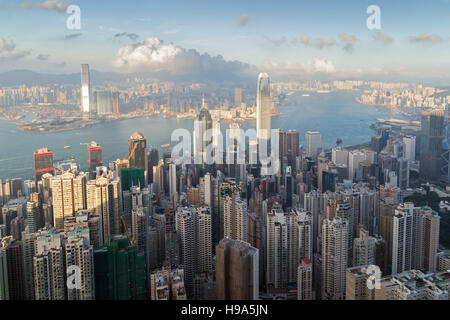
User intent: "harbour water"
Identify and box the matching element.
[0,90,405,180]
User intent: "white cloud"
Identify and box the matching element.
[409,34,443,44]
[19,0,68,12]
[238,14,251,27]
[295,36,339,49]
[262,57,336,75]
[373,32,394,44]
[0,38,31,61]
[113,37,252,78]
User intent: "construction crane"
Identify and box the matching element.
[117,142,139,167]
[120,216,135,246]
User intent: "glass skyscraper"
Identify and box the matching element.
[256,73,272,141]
[81,64,91,113]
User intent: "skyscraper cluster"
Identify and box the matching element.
[0,73,447,301]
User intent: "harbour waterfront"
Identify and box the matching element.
[0,90,405,180]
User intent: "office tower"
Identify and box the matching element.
[216,238,259,300]
[95,91,113,115]
[131,208,146,253]
[81,64,91,113]
[196,206,212,273]
[94,235,146,300]
[223,193,247,242]
[353,228,376,267]
[26,201,39,234]
[175,207,196,297]
[332,147,349,166]
[322,217,348,300]
[51,172,87,229]
[403,136,416,163]
[193,97,213,164]
[391,203,413,274]
[10,216,25,241]
[234,88,242,108]
[1,237,25,300]
[256,73,272,141]
[284,166,294,208]
[305,131,322,159]
[148,148,159,184]
[442,104,450,183]
[112,92,120,114]
[420,110,444,183]
[128,131,149,181]
[345,265,373,300]
[23,180,36,198]
[169,163,177,202]
[396,157,409,189]
[278,130,300,170]
[348,150,366,181]
[297,258,313,300]
[87,141,102,173]
[414,207,440,272]
[10,178,23,198]
[33,229,65,300]
[34,148,54,182]
[65,235,95,300]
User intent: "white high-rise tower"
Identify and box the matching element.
[256,73,272,141]
[81,64,91,113]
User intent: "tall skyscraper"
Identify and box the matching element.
[86,176,121,245]
[420,110,444,183]
[112,92,120,115]
[81,64,91,113]
[95,91,113,115]
[87,141,103,173]
[196,206,212,273]
[234,88,242,108]
[297,258,313,300]
[305,131,322,159]
[175,207,196,298]
[34,148,54,183]
[256,73,272,141]
[1,237,25,300]
[65,235,95,300]
[193,97,213,164]
[50,172,87,229]
[216,238,259,300]
[403,136,416,164]
[391,203,414,274]
[322,217,348,300]
[414,207,440,272]
[223,193,247,242]
[353,228,376,267]
[128,131,148,182]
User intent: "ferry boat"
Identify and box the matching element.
[161,144,170,148]
[64,145,72,149]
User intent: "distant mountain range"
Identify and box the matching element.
[0,69,128,86]
[0,69,256,87]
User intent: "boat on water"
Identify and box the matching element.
[302,94,310,97]
[64,145,72,149]
[161,144,170,148]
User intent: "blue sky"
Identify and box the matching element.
[0,0,449,83]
